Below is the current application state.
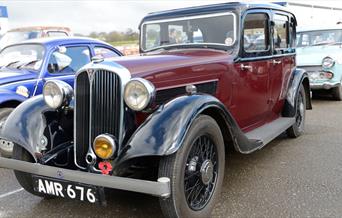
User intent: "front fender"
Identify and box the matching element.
[0,96,52,161]
[116,94,261,166]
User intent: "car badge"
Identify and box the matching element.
[16,86,29,98]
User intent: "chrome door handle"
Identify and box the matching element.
[240,64,252,71]
[273,60,282,65]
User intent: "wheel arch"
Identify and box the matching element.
[201,106,235,151]
[283,68,312,117]
[0,100,22,108]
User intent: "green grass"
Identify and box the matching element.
[109,40,139,46]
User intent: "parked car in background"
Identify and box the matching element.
[0,37,122,157]
[296,25,342,100]
[0,26,72,50]
[0,2,311,218]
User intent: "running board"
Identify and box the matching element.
[246,117,295,147]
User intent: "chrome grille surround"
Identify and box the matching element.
[74,61,131,170]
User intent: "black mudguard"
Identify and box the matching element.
[0,96,73,162]
[283,68,312,117]
[0,96,50,161]
[116,94,261,166]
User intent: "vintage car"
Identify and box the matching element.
[296,25,342,100]
[0,3,311,218]
[0,26,72,49]
[0,37,122,157]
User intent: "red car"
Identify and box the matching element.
[0,2,311,218]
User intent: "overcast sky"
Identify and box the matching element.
[0,0,342,35]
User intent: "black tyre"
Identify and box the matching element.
[287,84,306,138]
[332,84,342,101]
[13,144,49,198]
[0,107,14,157]
[159,115,225,218]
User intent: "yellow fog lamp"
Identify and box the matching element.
[93,134,116,160]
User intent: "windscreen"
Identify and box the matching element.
[141,12,236,51]
[0,44,45,71]
[296,29,342,47]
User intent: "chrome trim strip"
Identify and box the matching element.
[140,12,237,52]
[156,79,219,91]
[0,157,171,198]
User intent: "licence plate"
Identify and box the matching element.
[33,176,100,203]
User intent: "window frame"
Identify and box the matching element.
[272,12,290,54]
[93,46,121,59]
[140,12,237,52]
[46,44,91,75]
[46,31,69,37]
[240,10,272,58]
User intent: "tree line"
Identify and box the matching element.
[76,28,139,43]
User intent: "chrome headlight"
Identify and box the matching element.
[43,80,73,109]
[322,57,335,68]
[124,78,155,111]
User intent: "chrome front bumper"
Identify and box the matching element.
[0,157,171,198]
[310,82,340,90]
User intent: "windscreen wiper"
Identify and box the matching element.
[17,60,39,69]
[4,60,20,68]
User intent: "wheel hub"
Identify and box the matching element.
[200,160,214,185]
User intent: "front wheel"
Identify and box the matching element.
[332,84,342,101]
[287,84,306,138]
[159,115,225,218]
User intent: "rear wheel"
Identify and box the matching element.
[159,115,225,218]
[287,84,306,138]
[13,144,49,198]
[0,108,14,157]
[332,84,342,101]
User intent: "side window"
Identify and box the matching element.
[47,31,68,37]
[94,47,120,59]
[47,46,90,74]
[273,14,289,54]
[243,13,270,57]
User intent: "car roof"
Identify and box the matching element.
[297,25,342,33]
[141,2,294,24]
[10,37,112,48]
[8,26,71,32]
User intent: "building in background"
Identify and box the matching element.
[276,2,342,28]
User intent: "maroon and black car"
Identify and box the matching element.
[0,2,311,218]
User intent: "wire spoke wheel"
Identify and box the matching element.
[158,115,225,218]
[184,135,218,210]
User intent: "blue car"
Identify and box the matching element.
[0,37,122,156]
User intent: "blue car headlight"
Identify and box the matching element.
[43,80,73,109]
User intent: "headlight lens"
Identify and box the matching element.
[124,78,155,111]
[43,80,73,109]
[93,134,116,159]
[322,57,335,68]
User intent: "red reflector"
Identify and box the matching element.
[324,72,333,79]
[99,161,113,175]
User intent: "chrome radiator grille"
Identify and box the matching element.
[75,70,122,168]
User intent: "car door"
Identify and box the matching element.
[268,12,296,120]
[232,10,272,130]
[34,44,92,95]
